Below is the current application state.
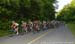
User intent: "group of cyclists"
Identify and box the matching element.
[11,20,61,35]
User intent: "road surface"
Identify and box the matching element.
[0,25,74,44]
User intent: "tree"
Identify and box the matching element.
[0,0,56,21]
[0,0,57,31]
[57,0,75,21]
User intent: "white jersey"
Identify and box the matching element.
[15,23,19,26]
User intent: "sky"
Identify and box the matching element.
[56,0,72,12]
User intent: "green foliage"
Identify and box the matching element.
[0,20,11,30]
[57,0,75,22]
[0,0,56,20]
[0,0,56,33]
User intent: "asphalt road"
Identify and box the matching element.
[0,25,74,44]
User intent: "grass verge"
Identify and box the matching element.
[67,23,75,37]
[0,30,12,37]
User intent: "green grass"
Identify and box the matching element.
[0,30,12,37]
[67,23,75,37]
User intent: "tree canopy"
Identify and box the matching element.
[57,0,75,21]
[0,0,57,30]
[0,0,57,21]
